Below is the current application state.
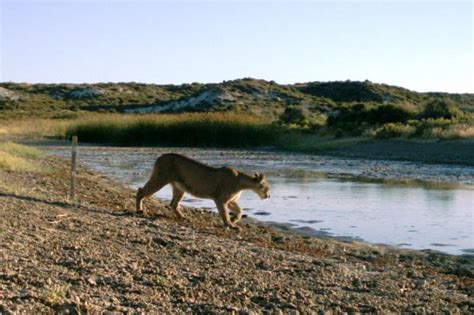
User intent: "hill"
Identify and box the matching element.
[1,79,473,119]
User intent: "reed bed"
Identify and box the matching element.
[64,113,280,147]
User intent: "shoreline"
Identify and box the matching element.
[319,138,474,167]
[36,140,473,255]
[1,145,473,312]
[8,133,474,167]
[17,136,474,187]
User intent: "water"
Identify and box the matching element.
[48,146,474,255]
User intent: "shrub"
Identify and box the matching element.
[328,103,415,129]
[279,106,309,126]
[327,103,369,129]
[367,104,415,124]
[374,123,416,139]
[420,99,462,120]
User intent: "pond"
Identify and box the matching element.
[47,146,474,255]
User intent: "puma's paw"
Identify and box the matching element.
[176,213,188,221]
[225,223,241,231]
[230,218,242,225]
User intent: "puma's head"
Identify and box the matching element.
[252,173,270,199]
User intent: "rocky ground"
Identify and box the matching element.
[0,154,473,313]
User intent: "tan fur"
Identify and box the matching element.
[136,153,270,229]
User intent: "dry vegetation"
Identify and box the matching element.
[0,141,46,172]
[0,119,70,138]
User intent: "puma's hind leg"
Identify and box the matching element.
[136,174,168,215]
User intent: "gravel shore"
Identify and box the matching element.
[0,155,473,313]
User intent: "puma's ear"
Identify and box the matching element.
[254,173,260,181]
[254,173,265,182]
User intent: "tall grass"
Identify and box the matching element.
[0,142,45,172]
[65,113,280,147]
[0,142,44,158]
[0,118,70,137]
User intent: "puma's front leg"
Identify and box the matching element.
[136,187,147,215]
[215,201,238,230]
[170,185,185,220]
[228,201,243,224]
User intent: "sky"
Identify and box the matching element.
[0,0,472,93]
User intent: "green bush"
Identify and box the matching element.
[328,103,415,130]
[420,99,462,120]
[374,123,416,139]
[327,103,368,129]
[367,104,415,124]
[279,106,309,126]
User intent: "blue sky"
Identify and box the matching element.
[1,1,472,92]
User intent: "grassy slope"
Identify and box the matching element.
[1,79,473,163]
[0,79,329,119]
[2,79,473,119]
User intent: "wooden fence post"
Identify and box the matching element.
[70,136,78,203]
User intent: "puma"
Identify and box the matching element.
[136,153,270,229]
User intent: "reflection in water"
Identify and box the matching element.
[426,190,455,203]
[47,146,474,255]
